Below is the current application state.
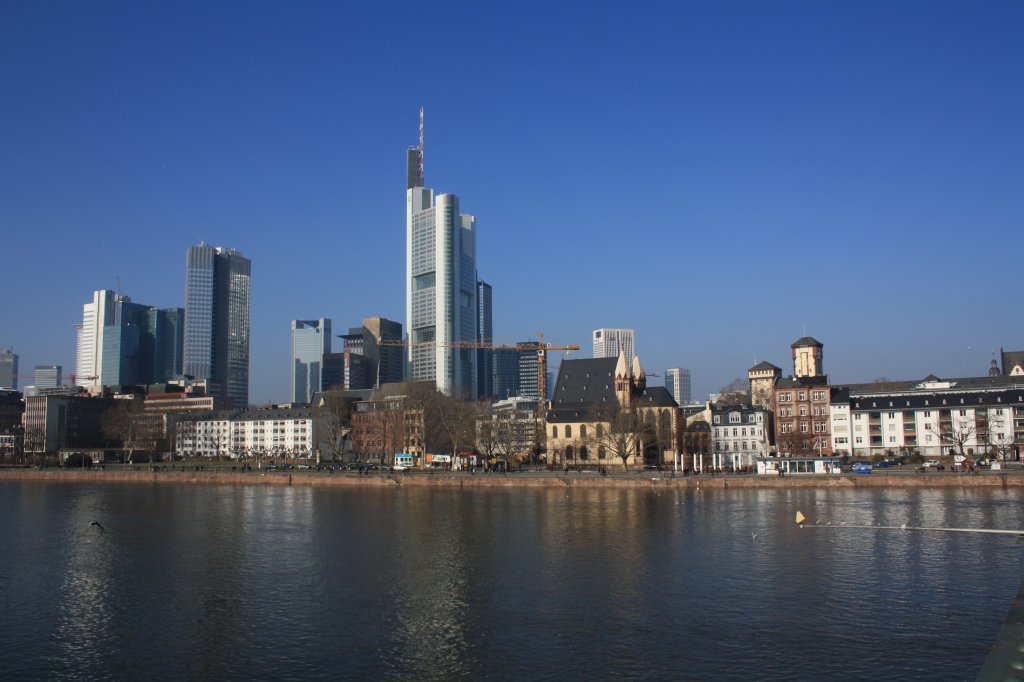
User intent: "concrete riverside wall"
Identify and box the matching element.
[2,469,1023,490]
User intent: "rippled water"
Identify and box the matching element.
[0,482,1021,680]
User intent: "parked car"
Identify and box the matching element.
[873,460,889,469]
[853,463,872,474]
[925,460,941,467]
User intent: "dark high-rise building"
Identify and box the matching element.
[0,349,18,390]
[149,308,184,383]
[184,243,251,407]
[334,317,403,391]
[492,348,519,400]
[477,280,493,400]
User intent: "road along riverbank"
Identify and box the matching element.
[2,468,1023,489]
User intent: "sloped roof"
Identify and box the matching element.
[635,386,678,408]
[791,336,823,348]
[548,357,619,422]
[1002,351,1024,373]
[749,361,781,372]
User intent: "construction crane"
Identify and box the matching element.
[379,332,580,407]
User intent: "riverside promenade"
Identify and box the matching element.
[3,467,1024,489]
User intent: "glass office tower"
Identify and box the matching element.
[184,243,251,407]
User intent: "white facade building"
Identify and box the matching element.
[831,376,1024,460]
[709,404,772,471]
[593,328,635,366]
[175,406,318,462]
[76,290,118,390]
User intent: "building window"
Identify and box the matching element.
[566,425,572,438]
[552,426,558,439]
[580,425,587,439]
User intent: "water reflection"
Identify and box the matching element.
[0,483,1021,681]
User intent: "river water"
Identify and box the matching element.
[1,481,1021,680]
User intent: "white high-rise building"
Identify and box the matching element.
[291,319,331,404]
[405,109,477,398]
[75,289,118,390]
[593,328,636,366]
[665,368,691,405]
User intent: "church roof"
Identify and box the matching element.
[547,357,619,422]
[634,386,678,408]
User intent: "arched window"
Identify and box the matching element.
[598,446,606,460]
[566,425,573,439]
[579,446,589,460]
[565,445,575,461]
[552,426,559,439]
[580,425,588,439]
[596,424,603,438]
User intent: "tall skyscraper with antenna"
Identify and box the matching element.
[405,109,478,397]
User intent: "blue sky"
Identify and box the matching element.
[2,1,1022,404]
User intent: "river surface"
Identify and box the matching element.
[1,482,1021,681]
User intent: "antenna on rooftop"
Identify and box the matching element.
[418,106,424,181]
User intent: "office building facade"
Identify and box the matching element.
[34,365,62,389]
[593,328,636,366]
[184,243,252,407]
[0,349,17,390]
[477,280,493,400]
[405,117,477,398]
[292,319,331,403]
[76,290,183,389]
[492,348,520,400]
[665,368,691,405]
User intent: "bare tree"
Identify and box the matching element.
[102,401,146,464]
[23,426,45,467]
[942,414,976,458]
[435,393,475,464]
[492,407,531,470]
[679,418,711,470]
[716,378,750,406]
[474,402,499,462]
[317,389,356,462]
[590,402,648,471]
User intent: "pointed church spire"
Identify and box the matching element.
[615,350,629,379]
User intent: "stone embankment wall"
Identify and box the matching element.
[1,469,1023,489]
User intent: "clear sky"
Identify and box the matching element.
[2,1,1022,404]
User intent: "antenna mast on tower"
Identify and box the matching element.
[418,106,424,182]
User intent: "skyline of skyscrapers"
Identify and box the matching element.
[664,367,692,405]
[184,243,252,407]
[593,328,636,366]
[291,318,331,403]
[75,290,184,389]
[405,111,479,398]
